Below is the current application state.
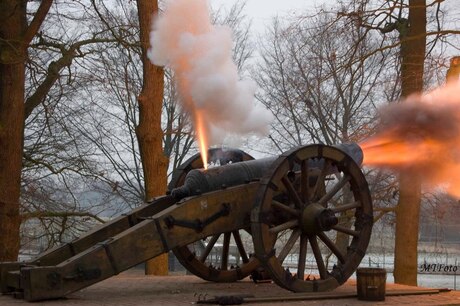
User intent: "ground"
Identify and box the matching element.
[1,268,459,305]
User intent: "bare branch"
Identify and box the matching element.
[21,211,106,224]
[24,0,53,44]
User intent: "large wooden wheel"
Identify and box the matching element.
[251,144,373,292]
[170,148,260,282]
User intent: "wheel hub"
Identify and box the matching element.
[300,203,338,234]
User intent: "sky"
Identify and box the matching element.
[210,0,460,35]
[209,0,460,68]
[210,0,322,33]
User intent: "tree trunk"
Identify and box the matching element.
[393,0,426,286]
[0,0,28,261]
[136,0,169,275]
[0,0,52,262]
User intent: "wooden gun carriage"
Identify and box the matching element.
[0,144,373,301]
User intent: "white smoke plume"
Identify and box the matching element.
[148,0,272,146]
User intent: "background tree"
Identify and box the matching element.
[393,0,426,286]
[0,0,52,261]
[135,0,169,275]
[340,0,427,286]
[254,8,395,258]
[255,13,389,151]
[12,0,254,268]
[19,0,129,254]
[263,0,459,285]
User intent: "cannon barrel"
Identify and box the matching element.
[171,143,363,200]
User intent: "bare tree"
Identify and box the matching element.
[18,1,133,254]
[255,11,388,151]
[8,0,254,264]
[393,0,426,287]
[338,0,458,286]
[81,0,255,187]
[0,0,53,261]
[257,0,460,285]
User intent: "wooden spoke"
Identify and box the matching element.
[308,235,328,279]
[277,229,301,264]
[317,175,351,206]
[268,219,299,234]
[272,200,300,217]
[281,176,303,208]
[297,234,308,280]
[221,232,231,270]
[331,201,361,213]
[232,230,249,263]
[300,160,309,203]
[311,160,330,200]
[317,232,346,264]
[199,234,220,263]
[332,225,359,237]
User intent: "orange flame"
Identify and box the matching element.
[361,135,460,197]
[195,110,208,169]
[360,82,460,197]
[361,135,440,167]
[195,110,209,169]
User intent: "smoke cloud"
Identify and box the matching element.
[148,0,272,146]
[361,81,460,196]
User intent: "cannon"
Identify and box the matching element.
[0,143,373,301]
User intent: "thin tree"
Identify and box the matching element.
[136,0,169,275]
[392,0,426,286]
[0,0,53,261]
[340,0,427,285]
[255,13,387,150]
[18,1,129,253]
